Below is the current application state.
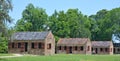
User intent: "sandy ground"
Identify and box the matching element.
[0,54,23,58]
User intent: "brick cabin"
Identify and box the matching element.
[8,31,55,55]
[57,38,91,54]
[92,41,113,55]
[113,43,120,54]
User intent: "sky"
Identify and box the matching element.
[9,0,120,25]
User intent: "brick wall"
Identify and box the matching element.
[45,32,55,55]
[8,41,45,55]
[57,45,89,54]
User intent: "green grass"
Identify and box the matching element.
[0,54,120,61]
[0,54,13,56]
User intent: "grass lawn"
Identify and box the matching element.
[0,54,120,61]
[0,54,13,56]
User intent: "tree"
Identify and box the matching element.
[0,0,13,53]
[101,8,120,41]
[15,3,48,31]
[89,9,109,41]
[90,8,120,41]
[48,10,70,38]
[48,9,91,42]
[0,33,8,53]
[66,9,91,38]
[0,0,13,35]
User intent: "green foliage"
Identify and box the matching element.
[15,7,92,41]
[14,3,120,42]
[0,0,13,35]
[15,3,48,31]
[0,0,13,53]
[48,9,91,40]
[0,33,8,53]
[90,8,120,41]
[48,10,70,38]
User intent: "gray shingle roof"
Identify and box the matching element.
[92,41,112,47]
[57,38,90,45]
[11,31,50,41]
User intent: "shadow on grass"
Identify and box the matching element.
[0,58,8,61]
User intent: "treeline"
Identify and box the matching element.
[1,3,120,53]
[14,3,120,41]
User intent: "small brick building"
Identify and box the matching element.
[57,38,91,54]
[8,31,55,55]
[113,43,120,54]
[92,41,113,55]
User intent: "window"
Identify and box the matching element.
[47,44,51,49]
[80,46,83,51]
[114,48,116,52]
[100,48,103,52]
[105,48,108,52]
[75,46,77,50]
[59,46,61,50]
[12,43,14,48]
[64,46,66,50]
[18,43,21,48]
[38,43,42,49]
[31,43,34,49]
[92,48,93,51]
[118,48,120,51]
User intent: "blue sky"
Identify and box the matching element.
[9,0,120,25]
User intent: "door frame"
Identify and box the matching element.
[69,46,72,54]
[25,42,28,52]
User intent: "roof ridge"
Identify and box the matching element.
[15,31,50,33]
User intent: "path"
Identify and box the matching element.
[0,54,23,58]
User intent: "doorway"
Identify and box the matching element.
[25,42,28,52]
[95,48,98,54]
[69,46,72,53]
[114,48,115,53]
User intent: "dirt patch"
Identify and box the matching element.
[0,54,23,58]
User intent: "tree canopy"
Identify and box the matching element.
[0,0,13,35]
[15,3,48,31]
[90,8,120,41]
[14,3,120,42]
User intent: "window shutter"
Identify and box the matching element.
[42,43,44,49]
[34,42,38,49]
[20,42,24,52]
[75,46,77,51]
[61,46,64,50]
[108,48,110,52]
[21,42,24,49]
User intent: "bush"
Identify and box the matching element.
[0,33,8,53]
